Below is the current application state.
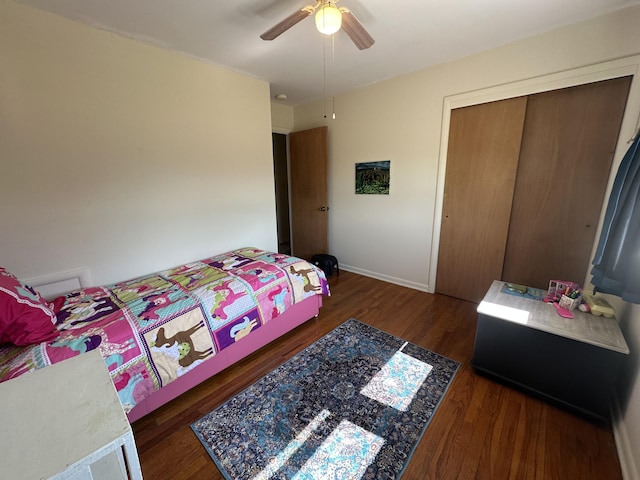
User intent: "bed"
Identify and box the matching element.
[0,247,329,422]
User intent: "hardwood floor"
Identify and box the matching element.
[132,271,622,479]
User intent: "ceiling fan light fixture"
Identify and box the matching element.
[315,3,342,35]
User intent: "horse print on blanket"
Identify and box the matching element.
[0,248,329,416]
[149,308,215,375]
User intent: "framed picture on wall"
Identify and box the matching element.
[355,161,390,194]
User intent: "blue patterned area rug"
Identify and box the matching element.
[191,318,460,480]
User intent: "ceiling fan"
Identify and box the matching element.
[260,0,375,50]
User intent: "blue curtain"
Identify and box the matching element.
[591,133,640,303]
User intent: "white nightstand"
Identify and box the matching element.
[0,349,143,479]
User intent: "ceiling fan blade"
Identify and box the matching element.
[340,8,374,50]
[260,8,314,41]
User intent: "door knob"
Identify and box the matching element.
[319,206,330,212]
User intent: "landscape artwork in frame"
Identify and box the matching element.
[355,161,390,194]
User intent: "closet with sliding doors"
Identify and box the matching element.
[436,76,632,303]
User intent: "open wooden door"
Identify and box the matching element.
[289,126,329,260]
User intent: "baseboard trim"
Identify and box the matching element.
[612,392,640,480]
[339,265,431,293]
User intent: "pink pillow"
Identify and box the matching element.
[0,268,59,346]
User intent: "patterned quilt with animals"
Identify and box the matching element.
[0,248,329,414]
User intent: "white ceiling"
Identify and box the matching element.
[15,0,640,106]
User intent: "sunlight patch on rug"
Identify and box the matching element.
[253,409,332,480]
[360,345,433,411]
[293,419,384,480]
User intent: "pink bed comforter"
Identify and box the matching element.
[0,248,329,414]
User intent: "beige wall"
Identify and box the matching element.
[0,0,276,286]
[294,5,640,478]
[271,102,294,133]
[616,301,640,480]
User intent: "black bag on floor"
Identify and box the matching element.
[310,254,339,278]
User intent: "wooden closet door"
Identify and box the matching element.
[436,97,528,302]
[502,76,632,289]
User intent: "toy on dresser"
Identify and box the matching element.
[543,279,616,319]
[580,294,616,318]
[544,280,582,318]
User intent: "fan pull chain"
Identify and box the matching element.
[323,34,327,119]
[332,33,336,120]
[322,33,336,120]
